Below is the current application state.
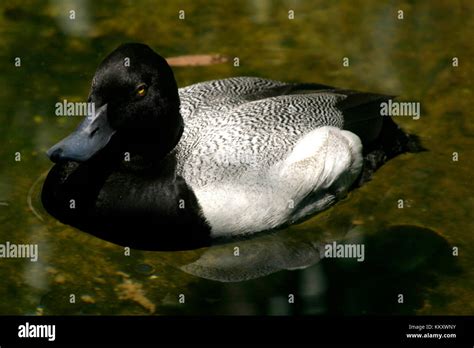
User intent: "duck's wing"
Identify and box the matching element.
[176,91,348,186]
[179,77,391,145]
[177,78,393,186]
[277,84,392,145]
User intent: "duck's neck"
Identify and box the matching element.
[115,109,184,173]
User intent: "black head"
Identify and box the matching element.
[47,43,183,163]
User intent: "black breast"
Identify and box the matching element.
[41,156,211,251]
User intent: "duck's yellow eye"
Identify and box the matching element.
[136,85,147,97]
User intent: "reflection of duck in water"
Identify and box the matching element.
[179,226,457,317]
[41,43,421,250]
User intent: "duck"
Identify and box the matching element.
[41,43,421,251]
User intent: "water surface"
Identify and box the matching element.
[0,0,473,315]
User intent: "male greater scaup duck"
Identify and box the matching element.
[41,43,421,250]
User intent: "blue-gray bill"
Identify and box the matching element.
[46,104,115,162]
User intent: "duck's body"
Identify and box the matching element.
[175,77,365,237]
[41,44,420,250]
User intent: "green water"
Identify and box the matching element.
[0,0,473,315]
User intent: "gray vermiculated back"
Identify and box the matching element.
[175,77,346,187]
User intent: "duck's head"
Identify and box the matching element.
[47,43,183,164]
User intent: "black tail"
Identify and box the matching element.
[328,89,425,186]
[356,116,425,186]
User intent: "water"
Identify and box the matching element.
[0,0,473,315]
